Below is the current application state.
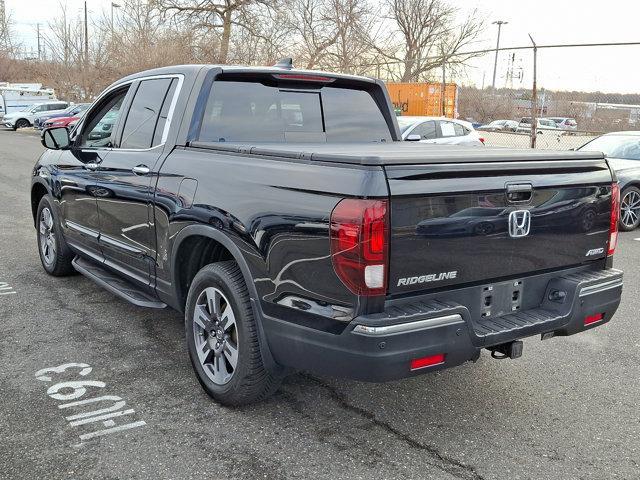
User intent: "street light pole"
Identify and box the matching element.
[491,20,508,90]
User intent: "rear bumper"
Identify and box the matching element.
[262,267,623,382]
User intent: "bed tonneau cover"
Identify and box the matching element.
[189,141,605,166]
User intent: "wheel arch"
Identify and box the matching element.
[170,224,262,310]
[31,180,50,226]
[170,224,280,371]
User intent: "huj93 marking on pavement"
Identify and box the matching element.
[35,363,146,445]
[0,281,16,295]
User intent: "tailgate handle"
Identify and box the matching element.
[506,183,533,203]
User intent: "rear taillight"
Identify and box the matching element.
[410,353,445,371]
[330,198,389,296]
[608,183,620,256]
[479,137,485,144]
[584,313,604,326]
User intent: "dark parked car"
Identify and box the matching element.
[578,131,640,230]
[31,63,623,406]
[34,103,90,130]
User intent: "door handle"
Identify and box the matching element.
[85,163,100,171]
[132,165,150,175]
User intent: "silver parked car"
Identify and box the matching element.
[398,116,485,146]
[478,119,519,132]
[549,117,578,132]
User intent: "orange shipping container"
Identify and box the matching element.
[385,82,458,118]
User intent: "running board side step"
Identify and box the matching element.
[72,257,167,309]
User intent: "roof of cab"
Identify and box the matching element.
[114,64,376,85]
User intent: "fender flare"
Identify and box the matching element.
[30,177,53,224]
[170,224,282,372]
[170,224,261,303]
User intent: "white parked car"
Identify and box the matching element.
[2,101,69,130]
[397,116,485,146]
[516,117,562,135]
[548,117,578,132]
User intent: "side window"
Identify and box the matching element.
[120,78,173,149]
[453,123,466,136]
[79,89,129,148]
[151,79,178,147]
[439,121,456,138]
[412,121,436,140]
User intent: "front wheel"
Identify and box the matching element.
[36,196,76,276]
[15,118,30,129]
[620,186,640,231]
[185,261,281,406]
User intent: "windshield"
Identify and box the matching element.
[397,117,417,133]
[580,135,640,160]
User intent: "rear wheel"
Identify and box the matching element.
[620,186,640,231]
[185,261,281,406]
[36,196,75,276]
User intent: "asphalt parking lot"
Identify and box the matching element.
[1,128,639,480]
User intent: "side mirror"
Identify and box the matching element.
[406,134,421,142]
[41,127,71,150]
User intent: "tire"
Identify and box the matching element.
[36,196,76,276]
[619,186,640,231]
[185,261,281,406]
[15,118,30,129]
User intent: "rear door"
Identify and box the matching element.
[412,120,438,144]
[386,158,614,295]
[94,76,179,287]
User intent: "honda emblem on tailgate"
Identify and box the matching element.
[508,210,531,238]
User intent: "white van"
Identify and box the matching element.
[0,84,57,119]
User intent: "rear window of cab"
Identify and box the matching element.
[198,80,393,143]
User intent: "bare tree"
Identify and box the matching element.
[323,0,376,74]
[0,7,19,56]
[376,0,483,82]
[152,0,277,63]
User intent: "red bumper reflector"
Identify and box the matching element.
[584,313,604,325]
[410,353,445,371]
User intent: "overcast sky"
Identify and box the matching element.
[6,0,640,93]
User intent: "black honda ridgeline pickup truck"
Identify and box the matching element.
[33,62,623,405]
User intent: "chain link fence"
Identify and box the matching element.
[376,44,640,151]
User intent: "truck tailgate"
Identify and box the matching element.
[386,157,614,295]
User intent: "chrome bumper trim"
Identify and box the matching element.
[352,314,463,336]
[579,278,623,297]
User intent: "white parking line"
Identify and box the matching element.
[634,238,640,242]
[0,281,16,295]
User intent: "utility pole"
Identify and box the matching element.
[36,23,41,60]
[491,20,508,90]
[441,57,446,117]
[528,33,538,149]
[84,1,89,66]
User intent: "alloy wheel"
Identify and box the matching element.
[39,207,57,266]
[192,287,239,385]
[620,190,640,230]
